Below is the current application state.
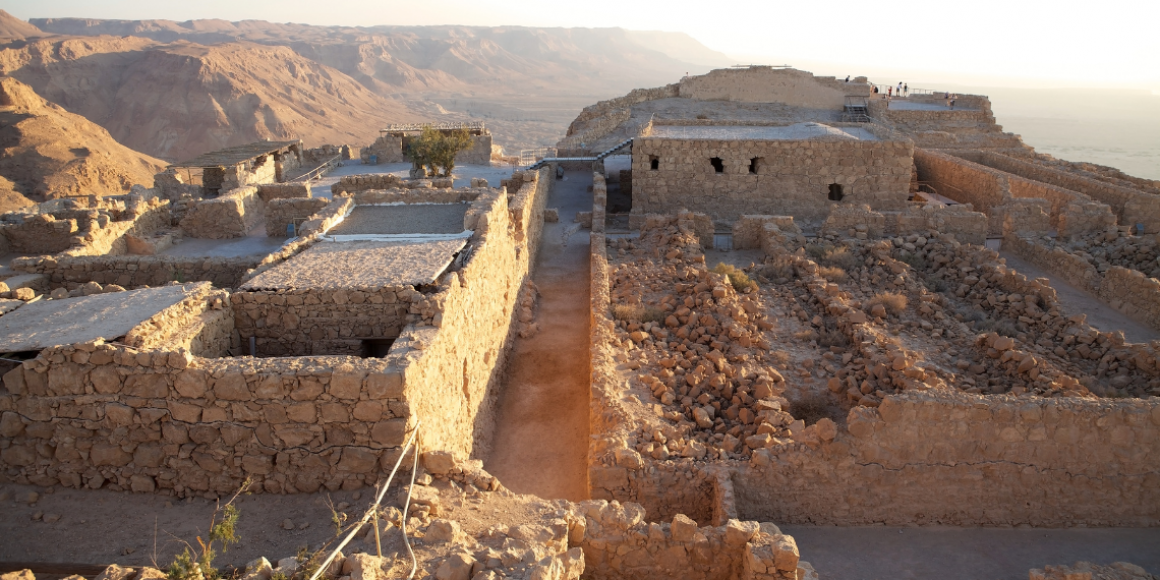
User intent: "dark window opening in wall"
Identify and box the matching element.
[649,156,659,170]
[749,157,761,174]
[828,183,844,201]
[710,157,724,173]
[361,338,396,358]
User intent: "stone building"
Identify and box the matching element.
[631,121,912,221]
[154,140,303,198]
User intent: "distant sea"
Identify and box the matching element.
[955,86,1160,181]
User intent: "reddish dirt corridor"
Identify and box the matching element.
[485,170,592,501]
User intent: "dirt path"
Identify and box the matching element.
[484,171,593,502]
[997,247,1159,344]
[786,525,1160,579]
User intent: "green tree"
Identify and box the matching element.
[405,127,474,177]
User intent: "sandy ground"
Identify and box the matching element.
[0,482,363,570]
[485,171,592,501]
[785,525,1160,579]
[309,162,522,199]
[993,243,1159,343]
[0,283,203,352]
[328,205,468,236]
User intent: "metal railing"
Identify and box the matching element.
[290,155,341,182]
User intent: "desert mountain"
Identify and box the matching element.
[29,18,731,96]
[0,76,166,212]
[0,10,46,42]
[0,36,427,161]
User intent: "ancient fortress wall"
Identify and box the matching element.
[0,169,552,494]
[732,389,1160,526]
[632,136,912,221]
[914,149,1117,237]
[397,169,551,460]
[973,151,1160,232]
[588,201,1160,527]
[1003,235,1160,332]
[678,68,867,110]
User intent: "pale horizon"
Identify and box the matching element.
[5,0,1159,92]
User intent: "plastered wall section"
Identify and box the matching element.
[678,67,868,110]
[632,136,912,221]
[266,198,329,237]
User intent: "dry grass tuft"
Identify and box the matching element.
[817,266,847,282]
[712,262,758,293]
[866,292,908,315]
[612,303,665,323]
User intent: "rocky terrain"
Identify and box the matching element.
[0,76,165,211]
[0,12,728,162]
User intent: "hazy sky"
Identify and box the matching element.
[6,0,1158,90]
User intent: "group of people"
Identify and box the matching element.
[869,81,908,99]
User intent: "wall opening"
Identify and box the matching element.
[828,183,844,201]
[649,156,659,171]
[360,338,396,358]
[749,157,760,174]
[710,157,724,173]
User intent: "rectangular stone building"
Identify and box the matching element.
[630,122,913,221]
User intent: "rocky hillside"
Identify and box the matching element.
[0,9,45,42]
[0,76,166,211]
[30,18,731,95]
[0,36,426,161]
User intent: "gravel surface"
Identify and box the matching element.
[242,239,466,290]
[328,204,469,236]
[650,122,877,141]
[0,283,205,352]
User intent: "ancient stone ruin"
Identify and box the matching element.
[1,66,1158,580]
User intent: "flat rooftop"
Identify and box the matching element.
[648,122,878,141]
[173,140,300,168]
[0,283,206,352]
[328,204,469,236]
[241,239,467,290]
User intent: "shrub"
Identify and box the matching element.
[166,481,249,580]
[611,303,642,322]
[405,126,473,177]
[818,329,849,348]
[898,252,927,271]
[866,292,908,315]
[712,262,758,293]
[817,266,847,282]
[820,246,856,270]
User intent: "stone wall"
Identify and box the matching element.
[393,168,552,460]
[974,151,1160,233]
[12,254,265,290]
[732,216,800,250]
[359,134,491,166]
[633,135,912,221]
[678,67,868,110]
[231,286,417,357]
[458,134,492,166]
[266,198,329,237]
[1003,235,1160,332]
[915,148,1115,238]
[0,215,78,253]
[730,388,1160,526]
[179,186,265,239]
[0,345,412,495]
[257,183,311,201]
[331,174,459,196]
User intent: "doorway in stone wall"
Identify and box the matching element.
[361,338,396,358]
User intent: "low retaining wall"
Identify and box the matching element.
[257,183,311,201]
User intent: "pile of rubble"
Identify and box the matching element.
[1063,229,1160,278]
